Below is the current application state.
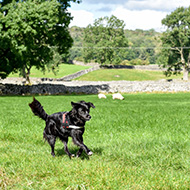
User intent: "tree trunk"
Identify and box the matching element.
[180,48,189,81]
[183,66,189,81]
[23,65,31,84]
[26,71,31,84]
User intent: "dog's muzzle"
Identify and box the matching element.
[86,115,91,121]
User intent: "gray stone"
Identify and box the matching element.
[0,80,190,95]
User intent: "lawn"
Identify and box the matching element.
[9,63,91,78]
[8,64,184,81]
[1,93,190,189]
[75,69,183,81]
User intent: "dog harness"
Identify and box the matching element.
[62,113,84,129]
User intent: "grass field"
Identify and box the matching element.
[9,64,91,78]
[8,63,184,81]
[75,69,183,81]
[1,93,190,189]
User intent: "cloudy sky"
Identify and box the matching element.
[69,0,189,32]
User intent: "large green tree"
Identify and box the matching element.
[83,15,128,65]
[0,0,80,82]
[160,6,190,81]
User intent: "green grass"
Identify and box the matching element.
[75,69,183,81]
[1,93,190,189]
[9,64,184,81]
[9,63,91,78]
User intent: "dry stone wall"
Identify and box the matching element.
[0,64,189,95]
[1,80,190,95]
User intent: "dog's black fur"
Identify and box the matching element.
[29,97,95,158]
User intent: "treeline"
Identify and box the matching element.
[69,26,161,65]
[1,1,190,81]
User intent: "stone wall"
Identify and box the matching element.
[1,64,189,95]
[100,64,166,71]
[1,80,190,95]
[57,65,100,81]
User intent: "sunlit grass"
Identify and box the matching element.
[1,93,190,189]
[8,63,91,78]
[75,69,183,81]
[8,64,184,81]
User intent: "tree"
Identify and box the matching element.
[83,15,128,65]
[124,29,158,64]
[160,7,190,81]
[0,0,80,82]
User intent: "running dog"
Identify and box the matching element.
[29,97,95,158]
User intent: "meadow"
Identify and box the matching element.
[75,69,182,81]
[1,93,190,189]
[8,64,91,78]
[8,63,183,81]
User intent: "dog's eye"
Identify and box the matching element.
[79,108,85,113]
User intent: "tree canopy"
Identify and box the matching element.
[0,0,80,82]
[69,26,159,65]
[83,15,128,65]
[160,6,190,80]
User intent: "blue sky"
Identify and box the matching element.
[69,0,189,31]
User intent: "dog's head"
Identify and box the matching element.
[71,101,95,121]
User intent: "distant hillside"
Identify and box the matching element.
[69,26,84,47]
[69,26,162,64]
[125,29,161,47]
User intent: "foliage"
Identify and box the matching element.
[124,29,160,64]
[69,26,160,65]
[1,94,190,189]
[121,58,150,66]
[83,15,128,65]
[160,6,190,80]
[69,26,84,60]
[0,0,80,82]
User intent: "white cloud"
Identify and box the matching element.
[83,0,189,11]
[112,7,168,31]
[69,0,189,31]
[124,0,190,11]
[68,9,94,27]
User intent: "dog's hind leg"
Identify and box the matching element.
[43,119,58,157]
[49,136,56,157]
[43,131,56,157]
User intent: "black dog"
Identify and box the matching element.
[29,97,95,158]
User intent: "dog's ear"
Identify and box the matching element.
[72,101,95,108]
[87,102,95,108]
[71,102,80,107]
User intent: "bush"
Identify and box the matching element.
[122,58,150,65]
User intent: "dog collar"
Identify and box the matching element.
[68,125,84,129]
[62,113,84,129]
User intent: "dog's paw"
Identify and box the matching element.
[71,154,75,157]
[51,152,55,157]
[87,151,93,156]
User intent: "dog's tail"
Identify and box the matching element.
[29,97,48,121]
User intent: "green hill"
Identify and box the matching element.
[69,26,161,64]
[75,69,182,81]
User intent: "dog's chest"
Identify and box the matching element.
[62,112,70,129]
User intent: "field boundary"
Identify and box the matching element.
[58,65,100,81]
[1,80,190,95]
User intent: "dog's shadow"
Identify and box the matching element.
[56,147,103,160]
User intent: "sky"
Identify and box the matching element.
[69,0,190,32]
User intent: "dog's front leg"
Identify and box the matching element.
[72,135,93,157]
[63,141,75,158]
[60,137,75,158]
[76,148,83,157]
